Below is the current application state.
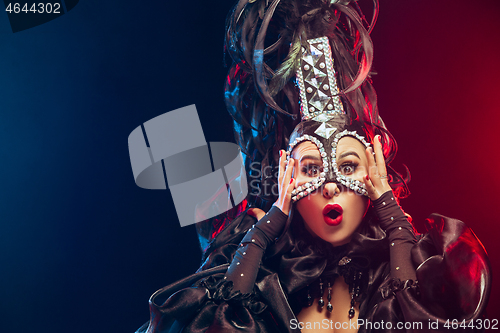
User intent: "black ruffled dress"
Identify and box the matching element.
[135,208,490,333]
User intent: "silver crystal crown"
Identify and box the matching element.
[296,37,344,122]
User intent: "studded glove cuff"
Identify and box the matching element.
[373,191,417,281]
[224,206,288,294]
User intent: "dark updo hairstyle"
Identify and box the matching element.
[197,0,409,251]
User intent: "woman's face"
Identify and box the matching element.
[292,137,370,246]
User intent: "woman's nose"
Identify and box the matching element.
[323,182,340,198]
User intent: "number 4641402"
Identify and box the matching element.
[5,3,61,14]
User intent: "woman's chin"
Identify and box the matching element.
[328,237,352,247]
[315,229,353,247]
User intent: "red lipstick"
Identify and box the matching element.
[323,204,343,226]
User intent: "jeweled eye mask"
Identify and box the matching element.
[288,130,370,203]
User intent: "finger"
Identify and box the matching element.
[281,177,295,215]
[278,150,286,184]
[283,158,294,185]
[365,146,380,187]
[362,173,380,200]
[278,157,294,195]
[374,135,388,179]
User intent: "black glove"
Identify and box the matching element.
[373,191,417,281]
[224,206,288,294]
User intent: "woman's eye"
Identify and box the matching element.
[302,165,321,177]
[339,163,357,175]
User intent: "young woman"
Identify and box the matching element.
[136,0,490,331]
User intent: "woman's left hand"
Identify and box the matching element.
[363,135,393,200]
[273,150,295,215]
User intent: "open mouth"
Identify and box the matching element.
[323,204,343,226]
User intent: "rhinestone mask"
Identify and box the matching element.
[288,37,371,202]
[288,118,370,202]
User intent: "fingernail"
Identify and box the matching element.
[290,178,294,184]
[366,174,370,181]
[377,135,381,142]
[280,150,283,157]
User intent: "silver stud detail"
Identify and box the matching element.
[295,37,345,121]
[398,227,402,230]
[267,220,270,224]
[391,242,395,246]
[323,84,329,90]
[306,87,313,93]
[241,273,244,276]
[396,267,400,271]
[391,217,394,221]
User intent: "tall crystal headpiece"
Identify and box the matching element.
[296,37,344,122]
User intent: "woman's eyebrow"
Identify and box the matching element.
[299,154,322,162]
[338,151,360,159]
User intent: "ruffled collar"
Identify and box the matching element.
[201,208,390,298]
[271,217,390,295]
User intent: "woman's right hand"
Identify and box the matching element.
[272,150,295,215]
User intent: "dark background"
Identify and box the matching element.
[0,1,498,332]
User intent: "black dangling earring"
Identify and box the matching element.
[307,286,313,307]
[318,278,324,309]
[348,271,362,318]
[327,281,332,312]
[349,293,355,318]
